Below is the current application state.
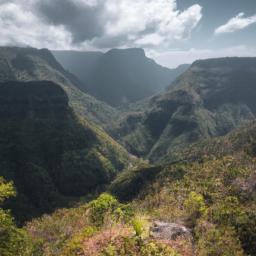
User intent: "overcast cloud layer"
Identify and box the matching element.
[0,0,202,50]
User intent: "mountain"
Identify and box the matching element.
[53,48,190,107]
[2,56,256,256]
[52,50,103,90]
[0,46,118,127]
[0,81,132,223]
[109,57,256,162]
[21,119,256,256]
[108,120,256,256]
[110,120,256,203]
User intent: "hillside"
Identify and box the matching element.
[0,81,132,223]
[1,57,256,256]
[8,118,254,256]
[53,48,190,107]
[109,57,256,162]
[108,120,256,255]
[0,46,118,126]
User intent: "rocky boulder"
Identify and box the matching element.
[150,221,191,240]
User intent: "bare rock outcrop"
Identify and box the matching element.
[150,221,191,241]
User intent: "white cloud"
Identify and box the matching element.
[149,45,256,68]
[102,1,202,47]
[0,0,202,50]
[215,12,256,35]
[0,2,73,49]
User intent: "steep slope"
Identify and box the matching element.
[109,121,256,255]
[52,50,103,91]
[22,119,256,256]
[110,120,256,202]
[109,57,256,162]
[0,81,132,223]
[164,120,256,163]
[0,46,118,126]
[53,48,190,107]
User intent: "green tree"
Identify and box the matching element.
[0,177,32,256]
[196,223,244,256]
[184,191,207,227]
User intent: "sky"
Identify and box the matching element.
[0,0,256,68]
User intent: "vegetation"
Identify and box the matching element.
[53,49,189,107]
[109,57,256,162]
[107,119,256,255]
[0,177,33,256]
[0,46,118,127]
[24,193,180,256]
[1,49,256,255]
[0,81,132,223]
[20,120,256,255]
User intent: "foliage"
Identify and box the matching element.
[61,226,97,256]
[25,193,134,255]
[0,178,16,203]
[88,193,133,226]
[140,242,179,256]
[0,81,132,223]
[236,211,256,255]
[132,218,145,237]
[184,191,207,227]
[109,165,161,202]
[131,155,256,255]
[0,177,33,256]
[210,196,245,226]
[195,221,244,256]
[100,238,179,256]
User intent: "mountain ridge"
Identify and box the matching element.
[109,57,256,162]
[53,48,190,106]
[0,46,118,127]
[0,80,133,223]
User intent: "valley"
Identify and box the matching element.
[0,46,256,256]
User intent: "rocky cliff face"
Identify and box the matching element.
[109,57,256,162]
[0,81,68,119]
[0,81,132,223]
[53,48,190,107]
[0,46,118,127]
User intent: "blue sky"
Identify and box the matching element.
[0,0,256,67]
[152,0,256,67]
[177,0,256,48]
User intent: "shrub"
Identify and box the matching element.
[140,242,179,256]
[184,192,207,227]
[0,177,33,256]
[195,221,244,256]
[210,196,245,226]
[132,218,144,237]
[236,211,256,255]
[100,238,179,256]
[89,193,133,226]
[61,226,97,256]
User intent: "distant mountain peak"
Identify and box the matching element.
[0,46,118,127]
[192,57,256,69]
[106,48,146,57]
[53,48,189,107]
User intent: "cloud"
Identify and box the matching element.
[149,45,256,68]
[36,0,104,43]
[0,0,202,50]
[215,13,256,35]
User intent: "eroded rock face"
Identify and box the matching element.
[0,81,68,119]
[150,221,191,240]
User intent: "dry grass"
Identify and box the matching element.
[82,224,131,256]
